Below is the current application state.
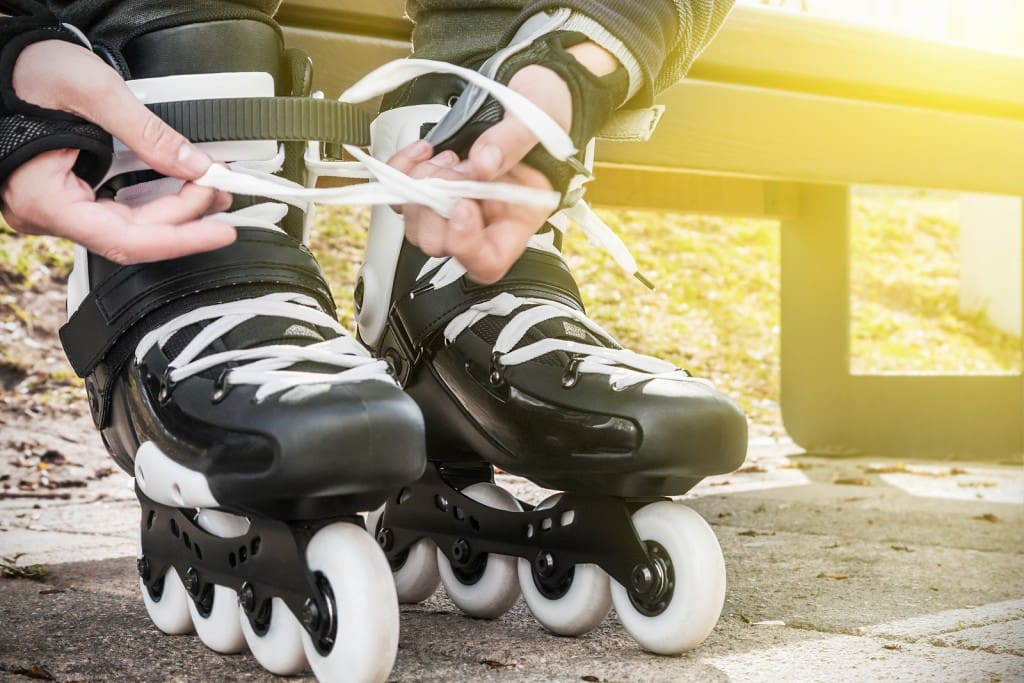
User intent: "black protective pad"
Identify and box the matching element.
[0,10,114,187]
[431,31,628,199]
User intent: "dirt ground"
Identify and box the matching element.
[0,261,116,511]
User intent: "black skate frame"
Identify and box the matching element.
[136,488,355,655]
[374,463,677,614]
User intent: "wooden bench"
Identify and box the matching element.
[278,1,1024,460]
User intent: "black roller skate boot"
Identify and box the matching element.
[59,19,424,681]
[358,11,748,654]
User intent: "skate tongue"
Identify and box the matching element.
[162,315,335,380]
[532,317,612,349]
[222,317,328,350]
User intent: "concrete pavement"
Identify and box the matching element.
[1,444,1022,682]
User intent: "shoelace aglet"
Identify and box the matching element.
[410,281,435,298]
[634,271,655,290]
[567,156,594,180]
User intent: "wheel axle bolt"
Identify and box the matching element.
[535,551,556,577]
[239,582,255,612]
[451,538,470,565]
[376,527,394,552]
[184,566,200,595]
[301,598,321,631]
[632,564,655,594]
[136,557,150,581]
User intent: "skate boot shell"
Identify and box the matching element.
[59,20,425,681]
[357,21,747,654]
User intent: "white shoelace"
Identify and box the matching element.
[150,57,685,395]
[134,292,393,403]
[443,292,703,391]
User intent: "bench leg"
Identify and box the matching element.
[780,184,1023,460]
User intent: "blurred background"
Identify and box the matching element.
[1,0,1021,455]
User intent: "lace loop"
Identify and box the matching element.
[135,293,395,404]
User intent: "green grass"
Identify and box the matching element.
[850,191,1020,375]
[0,223,74,288]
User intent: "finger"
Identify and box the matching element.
[458,214,537,285]
[402,153,469,255]
[387,139,434,174]
[131,182,221,225]
[443,199,486,260]
[466,115,539,181]
[58,202,236,265]
[409,150,460,179]
[413,208,451,257]
[211,191,234,214]
[74,66,213,180]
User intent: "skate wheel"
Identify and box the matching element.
[137,529,193,635]
[609,501,726,654]
[437,482,522,619]
[368,506,441,604]
[517,494,612,636]
[239,597,308,675]
[301,521,400,683]
[188,510,247,653]
[139,569,194,635]
[189,584,246,654]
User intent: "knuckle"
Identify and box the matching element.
[140,113,179,151]
[101,247,134,266]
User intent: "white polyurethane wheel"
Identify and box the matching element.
[517,494,612,636]
[437,482,522,619]
[189,584,246,654]
[301,521,400,683]
[140,569,194,635]
[239,597,308,676]
[367,506,441,604]
[609,501,726,654]
[188,509,248,653]
[137,529,193,635]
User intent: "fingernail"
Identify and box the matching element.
[410,139,432,158]
[431,151,459,168]
[478,145,503,175]
[177,144,211,176]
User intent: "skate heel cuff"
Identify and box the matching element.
[0,13,114,187]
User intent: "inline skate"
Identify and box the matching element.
[357,14,748,654]
[59,19,426,681]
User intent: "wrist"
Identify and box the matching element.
[566,41,620,78]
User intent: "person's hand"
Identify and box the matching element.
[389,42,619,285]
[0,40,234,265]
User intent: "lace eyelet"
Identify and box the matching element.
[157,367,176,405]
[488,351,506,386]
[210,371,231,404]
[561,357,582,389]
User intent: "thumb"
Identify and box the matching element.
[466,115,538,181]
[75,63,212,180]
